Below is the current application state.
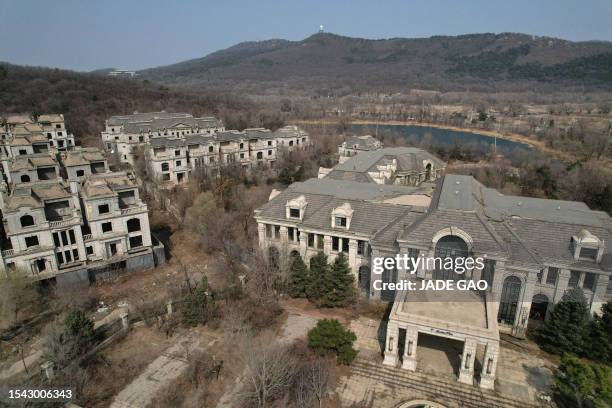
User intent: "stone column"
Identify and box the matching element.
[370,248,382,300]
[578,272,586,288]
[397,247,409,280]
[471,262,483,282]
[479,342,499,389]
[299,232,307,257]
[120,310,129,329]
[512,273,536,339]
[41,361,54,380]
[540,267,549,286]
[401,326,418,371]
[383,322,399,366]
[490,261,505,301]
[279,226,288,244]
[323,236,332,255]
[552,269,570,304]
[590,273,609,315]
[424,248,435,280]
[257,223,266,248]
[458,338,477,385]
[166,300,173,316]
[348,239,358,280]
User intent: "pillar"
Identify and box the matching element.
[166,300,173,316]
[458,338,477,385]
[490,261,505,301]
[512,273,536,339]
[41,361,54,380]
[479,342,499,389]
[299,233,307,257]
[383,322,399,366]
[348,239,358,279]
[423,248,435,280]
[279,226,288,244]
[323,235,332,255]
[257,223,266,248]
[370,248,382,299]
[402,326,418,371]
[590,274,609,315]
[120,310,129,329]
[552,269,570,304]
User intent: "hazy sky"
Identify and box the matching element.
[1,0,611,71]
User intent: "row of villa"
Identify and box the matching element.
[0,114,162,286]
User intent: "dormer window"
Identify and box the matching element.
[286,195,307,221]
[572,229,604,262]
[331,203,353,229]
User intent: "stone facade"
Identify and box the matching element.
[0,115,160,282]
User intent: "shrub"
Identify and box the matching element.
[554,354,612,408]
[308,319,357,365]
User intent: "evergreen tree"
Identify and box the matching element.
[306,252,328,300]
[288,254,309,298]
[322,253,355,307]
[587,301,612,364]
[537,287,590,355]
[554,354,612,408]
[307,319,358,365]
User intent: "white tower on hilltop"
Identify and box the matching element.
[319,25,324,33]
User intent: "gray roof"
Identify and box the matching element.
[149,137,185,148]
[334,147,446,174]
[107,112,194,126]
[342,135,381,151]
[255,178,428,237]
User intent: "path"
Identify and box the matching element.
[110,331,217,408]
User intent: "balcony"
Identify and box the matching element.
[120,204,146,215]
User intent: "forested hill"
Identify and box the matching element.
[0,63,258,147]
[140,32,612,94]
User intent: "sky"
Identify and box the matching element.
[1,0,611,72]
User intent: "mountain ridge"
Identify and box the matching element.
[139,32,612,94]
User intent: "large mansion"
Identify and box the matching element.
[255,145,612,389]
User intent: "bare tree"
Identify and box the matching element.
[293,358,330,408]
[237,332,298,408]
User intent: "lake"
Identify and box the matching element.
[350,124,533,153]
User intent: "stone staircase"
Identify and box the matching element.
[349,358,541,408]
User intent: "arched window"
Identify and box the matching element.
[20,215,34,227]
[433,235,469,281]
[20,175,31,183]
[425,163,432,181]
[127,218,141,233]
[498,276,522,325]
[530,293,549,320]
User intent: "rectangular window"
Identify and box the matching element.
[64,250,72,263]
[317,234,324,249]
[274,225,280,239]
[546,267,558,285]
[25,235,39,247]
[335,216,347,227]
[332,236,339,251]
[265,224,272,238]
[568,270,581,287]
[289,208,300,218]
[357,240,365,255]
[57,252,64,265]
[53,232,60,247]
[342,238,349,253]
[69,229,76,244]
[308,233,315,248]
[583,273,596,291]
[72,249,79,261]
[287,227,295,241]
[268,150,272,156]
[129,235,143,248]
[579,247,598,260]
[268,141,272,146]
[537,269,543,283]
[86,246,94,255]
[98,204,109,214]
[176,160,181,167]
[102,222,112,233]
[175,150,180,156]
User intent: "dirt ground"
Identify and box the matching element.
[78,325,174,407]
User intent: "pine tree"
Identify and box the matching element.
[537,287,590,356]
[587,300,612,363]
[322,253,355,307]
[288,254,309,298]
[306,252,328,300]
